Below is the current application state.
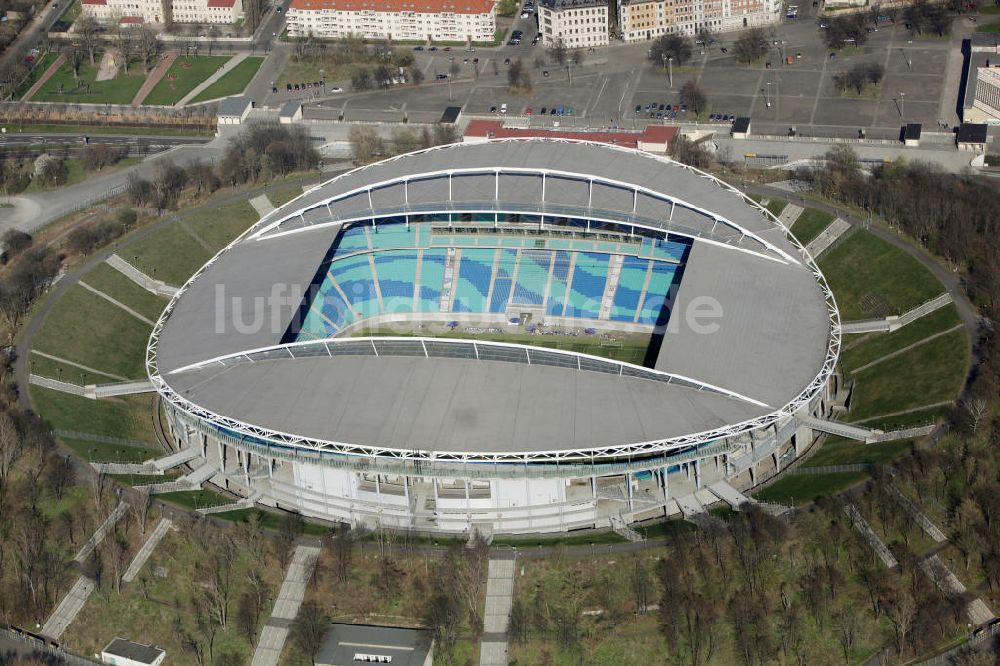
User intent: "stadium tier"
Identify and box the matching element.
[150,140,839,536]
[295,222,691,339]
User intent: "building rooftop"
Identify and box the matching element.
[152,140,834,460]
[958,122,989,143]
[316,624,432,666]
[464,119,678,149]
[102,638,165,665]
[904,123,922,140]
[539,0,608,9]
[289,0,493,13]
[217,96,253,117]
[206,0,238,7]
[280,100,303,118]
[732,117,751,134]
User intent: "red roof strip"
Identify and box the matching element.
[81,0,108,6]
[207,0,237,8]
[463,120,678,149]
[119,15,144,22]
[289,0,493,13]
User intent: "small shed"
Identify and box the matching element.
[280,100,303,124]
[440,106,462,125]
[731,117,751,139]
[903,123,922,147]
[100,637,166,666]
[217,96,253,125]
[957,123,989,151]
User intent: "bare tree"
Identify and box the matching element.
[134,25,163,74]
[0,411,21,493]
[963,396,988,434]
[110,19,136,73]
[105,531,130,593]
[834,605,862,663]
[292,600,328,665]
[75,15,101,66]
[132,489,152,535]
[888,589,916,657]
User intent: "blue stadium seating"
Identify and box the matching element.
[453,248,495,313]
[610,256,650,323]
[373,251,418,313]
[418,249,447,311]
[565,252,609,319]
[297,229,688,340]
[330,255,380,318]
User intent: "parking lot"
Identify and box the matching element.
[281,1,968,135]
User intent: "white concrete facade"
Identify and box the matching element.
[619,0,779,41]
[286,0,495,42]
[80,0,243,25]
[538,0,609,48]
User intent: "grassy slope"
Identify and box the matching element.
[61,438,159,463]
[156,489,233,509]
[802,438,913,467]
[190,56,264,103]
[82,262,170,322]
[765,198,788,217]
[143,55,231,106]
[127,223,214,286]
[31,283,152,379]
[791,208,834,246]
[848,328,969,422]
[753,472,870,504]
[32,62,146,104]
[839,304,961,374]
[819,230,945,320]
[184,200,258,250]
[29,386,158,442]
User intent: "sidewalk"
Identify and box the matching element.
[130,51,179,107]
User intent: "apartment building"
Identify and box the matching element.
[537,0,608,48]
[285,0,495,43]
[618,0,778,40]
[81,0,243,25]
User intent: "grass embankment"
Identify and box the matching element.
[190,56,264,103]
[753,471,870,504]
[144,55,231,106]
[791,208,835,246]
[31,62,146,104]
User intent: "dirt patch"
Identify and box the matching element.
[95,49,118,82]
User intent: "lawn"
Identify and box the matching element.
[493,529,627,548]
[60,438,160,463]
[156,489,233,510]
[791,208,834,246]
[818,230,946,320]
[978,21,1000,32]
[765,198,788,217]
[16,52,60,100]
[190,56,264,103]
[212,507,331,535]
[29,386,158,443]
[82,262,170,322]
[848,328,968,422]
[753,471,870,504]
[31,61,147,105]
[29,352,124,384]
[107,472,180,486]
[184,200,258,250]
[143,55,231,106]
[803,438,913,467]
[853,404,954,431]
[839,304,962,375]
[127,222,214,287]
[267,182,310,208]
[32,283,152,379]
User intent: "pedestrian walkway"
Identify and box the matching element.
[176,54,248,107]
[845,503,897,568]
[777,203,803,228]
[122,518,172,583]
[251,544,322,666]
[841,293,953,334]
[21,52,66,102]
[850,325,964,374]
[151,447,199,471]
[921,555,997,626]
[78,281,155,326]
[480,557,515,666]
[675,493,706,521]
[106,254,179,297]
[250,193,275,219]
[28,374,85,395]
[805,216,850,258]
[74,500,129,564]
[40,576,94,639]
[130,51,179,107]
[707,481,754,510]
[891,486,947,543]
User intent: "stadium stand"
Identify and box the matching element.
[296,225,691,339]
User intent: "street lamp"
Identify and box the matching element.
[765,82,772,108]
[899,91,905,118]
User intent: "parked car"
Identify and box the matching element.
[635,104,642,113]
[330,86,343,93]
[540,106,547,114]
[490,105,497,113]
[414,46,424,51]
[436,73,448,79]
[525,106,533,115]
[501,103,508,113]
[286,83,292,91]
[543,70,549,77]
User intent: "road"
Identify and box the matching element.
[0,0,68,95]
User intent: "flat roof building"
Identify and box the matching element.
[286,0,495,43]
[538,0,609,48]
[463,119,678,152]
[101,638,166,666]
[315,624,433,666]
[957,122,989,151]
[81,0,243,24]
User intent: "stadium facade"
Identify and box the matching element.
[148,139,840,535]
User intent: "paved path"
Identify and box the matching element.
[122,518,172,583]
[74,500,129,563]
[845,503,897,568]
[130,51,179,107]
[40,576,94,639]
[891,486,947,544]
[921,555,997,626]
[251,544,322,666]
[853,401,955,424]
[28,374,85,395]
[78,280,156,326]
[250,193,275,218]
[21,52,65,102]
[777,203,803,228]
[805,216,850,258]
[106,254,178,296]
[176,54,248,107]
[480,557,515,666]
[30,349,127,381]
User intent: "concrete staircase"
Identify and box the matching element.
[805,216,850,258]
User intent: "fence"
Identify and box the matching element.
[0,625,102,665]
[915,622,1000,665]
[790,463,874,475]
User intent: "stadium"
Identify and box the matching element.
[147,138,840,536]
